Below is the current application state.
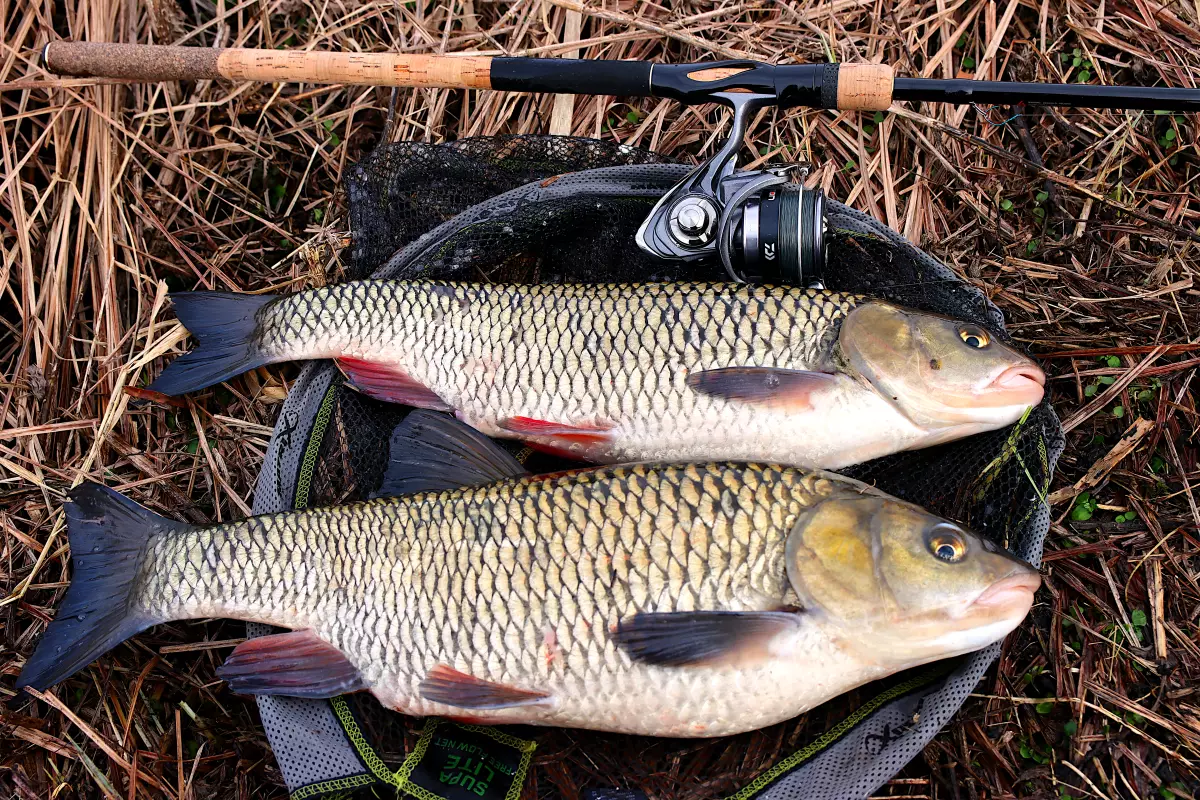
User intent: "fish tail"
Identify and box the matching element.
[16,483,186,692]
[149,292,278,396]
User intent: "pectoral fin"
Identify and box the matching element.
[216,630,365,698]
[686,368,840,411]
[610,611,801,667]
[420,664,553,710]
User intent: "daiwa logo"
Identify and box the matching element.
[764,243,776,260]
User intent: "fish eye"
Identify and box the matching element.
[958,327,990,349]
[927,526,967,563]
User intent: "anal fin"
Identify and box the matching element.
[336,357,451,411]
[216,630,365,698]
[420,664,552,710]
[498,416,615,461]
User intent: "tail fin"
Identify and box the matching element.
[16,483,187,692]
[149,292,278,396]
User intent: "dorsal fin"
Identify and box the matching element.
[374,411,528,498]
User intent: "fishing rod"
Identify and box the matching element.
[43,41,1200,285]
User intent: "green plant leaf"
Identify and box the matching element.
[1035,701,1055,714]
[1112,405,1125,418]
[1036,190,1049,203]
[1099,375,1116,385]
[1001,198,1014,211]
[1132,609,1147,627]
[1078,71,1091,82]
[1166,128,1177,141]
[1084,383,1098,397]
[1105,355,1121,368]
[1063,719,1078,736]
[1032,207,1045,219]
[962,56,976,69]
[1070,492,1095,520]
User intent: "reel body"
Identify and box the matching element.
[635,92,828,286]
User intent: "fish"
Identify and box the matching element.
[146,281,1044,470]
[17,412,1040,737]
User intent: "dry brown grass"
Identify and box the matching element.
[2,0,1200,797]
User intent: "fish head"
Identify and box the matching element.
[785,489,1039,667]
[837,302,1045,433]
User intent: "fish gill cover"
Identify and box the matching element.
[247,135,1062,799]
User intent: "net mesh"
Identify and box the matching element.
[254,135,1062,799]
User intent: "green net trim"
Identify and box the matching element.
[724,664,953,800]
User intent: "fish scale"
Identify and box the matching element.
[128,463,860,735]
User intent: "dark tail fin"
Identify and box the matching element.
[148,292,278,396]
[16,483,187,692]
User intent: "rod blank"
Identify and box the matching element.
[893,77,1200,111]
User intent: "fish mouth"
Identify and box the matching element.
[984,365,1046,405]
[970,571,1041,613]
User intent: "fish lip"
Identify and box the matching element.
[970,571,1042,611]
[987,365,1046,401]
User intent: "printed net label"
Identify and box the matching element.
[398,718,536,800]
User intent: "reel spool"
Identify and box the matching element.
[636,92,827,286]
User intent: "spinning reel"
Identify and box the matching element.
[636,93,826,287]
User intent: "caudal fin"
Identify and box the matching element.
[149,292,278,396]
[16,483,187,692]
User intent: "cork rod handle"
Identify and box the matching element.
[43,42,495,89]
[836,64,895,111]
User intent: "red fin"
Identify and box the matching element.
[499,417,615,444]
[523,440,596,460]
[419,664,552,710]
[498,417,616,462]
[686,368,839,411]
[216,630,365,698]
[336,357,451,410]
